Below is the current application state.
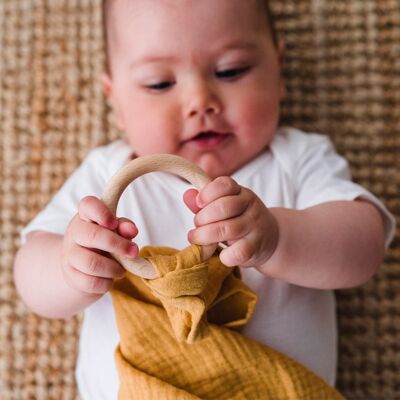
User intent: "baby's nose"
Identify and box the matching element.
[185,81,222,118]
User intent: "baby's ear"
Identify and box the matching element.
[101,73,113,98]
[100,73,126,131]
[277,38,285,63]
[277,38,286,100]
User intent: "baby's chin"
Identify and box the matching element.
[193,153,243,179]
[132,147,250,179]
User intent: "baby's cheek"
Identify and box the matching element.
[234,94,280,140]
[124,110,180,155]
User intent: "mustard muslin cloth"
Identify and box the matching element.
[111,245,344,400]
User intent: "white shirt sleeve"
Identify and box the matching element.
[20,147,109,243]
[291,130,396,247]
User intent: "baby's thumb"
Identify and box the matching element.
[183,188,201,214]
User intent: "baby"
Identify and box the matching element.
[14,0,395,398]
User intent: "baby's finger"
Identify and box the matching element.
[79,196,118,230]
[183,189,201,214]
[188,215,250,245]
[75,223,138,258]
[63,266,113,294]
[69,246,126,278]
[219,237,256,267]
[197,177,241,208]
[117,218,138,239]
[194,194,249,226]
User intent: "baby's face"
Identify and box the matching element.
[103,0,284,178]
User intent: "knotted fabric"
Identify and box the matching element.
[111,245,344,399]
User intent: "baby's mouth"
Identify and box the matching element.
[188,130,232,143]
[193,131,223,140]
[184,130,232,150]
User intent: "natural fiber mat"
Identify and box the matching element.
[0,1,398,399]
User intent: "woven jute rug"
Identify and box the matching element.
[0,1,399,399]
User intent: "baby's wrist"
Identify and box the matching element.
[254,209,280,273]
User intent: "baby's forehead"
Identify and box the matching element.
[103,0,275,72]
[104,0,269,32]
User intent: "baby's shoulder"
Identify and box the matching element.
[88,139,132,161]
[83,139,133,176]
[272,127,333,156]
[271,127,335,169]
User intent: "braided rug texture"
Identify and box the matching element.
[0,1,399,399]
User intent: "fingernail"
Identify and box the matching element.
[196,194,204,208]
[129,222,138,235]
[188,230,194,242]
[126,243,138,258]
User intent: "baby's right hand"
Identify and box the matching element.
[61,196,138,294]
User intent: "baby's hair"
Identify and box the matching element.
[102,0,277,76]
[258,0,278,46]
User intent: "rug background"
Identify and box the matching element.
[0,1,399,398]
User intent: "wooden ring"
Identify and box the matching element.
[102,154,217,279]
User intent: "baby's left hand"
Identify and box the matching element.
[183,176,279,268]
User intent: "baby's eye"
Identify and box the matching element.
[145,81,175,91]
[215,66,251,80]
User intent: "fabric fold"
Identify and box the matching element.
[111,244,344,399]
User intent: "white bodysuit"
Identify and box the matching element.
[22,127,395,400]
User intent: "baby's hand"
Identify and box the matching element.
[184,177,279,268]
[61,196,138,294]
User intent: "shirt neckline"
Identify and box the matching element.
[112,137,275,192]
[146,149,272,193]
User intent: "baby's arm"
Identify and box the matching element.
[14,196,138,318]
[184,177,385,289]
[260,199,385,288]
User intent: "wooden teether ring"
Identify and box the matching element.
[102,154,218,279]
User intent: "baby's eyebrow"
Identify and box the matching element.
[217,41,258,52]
[130,55,178,70]
[130,41,258,70]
